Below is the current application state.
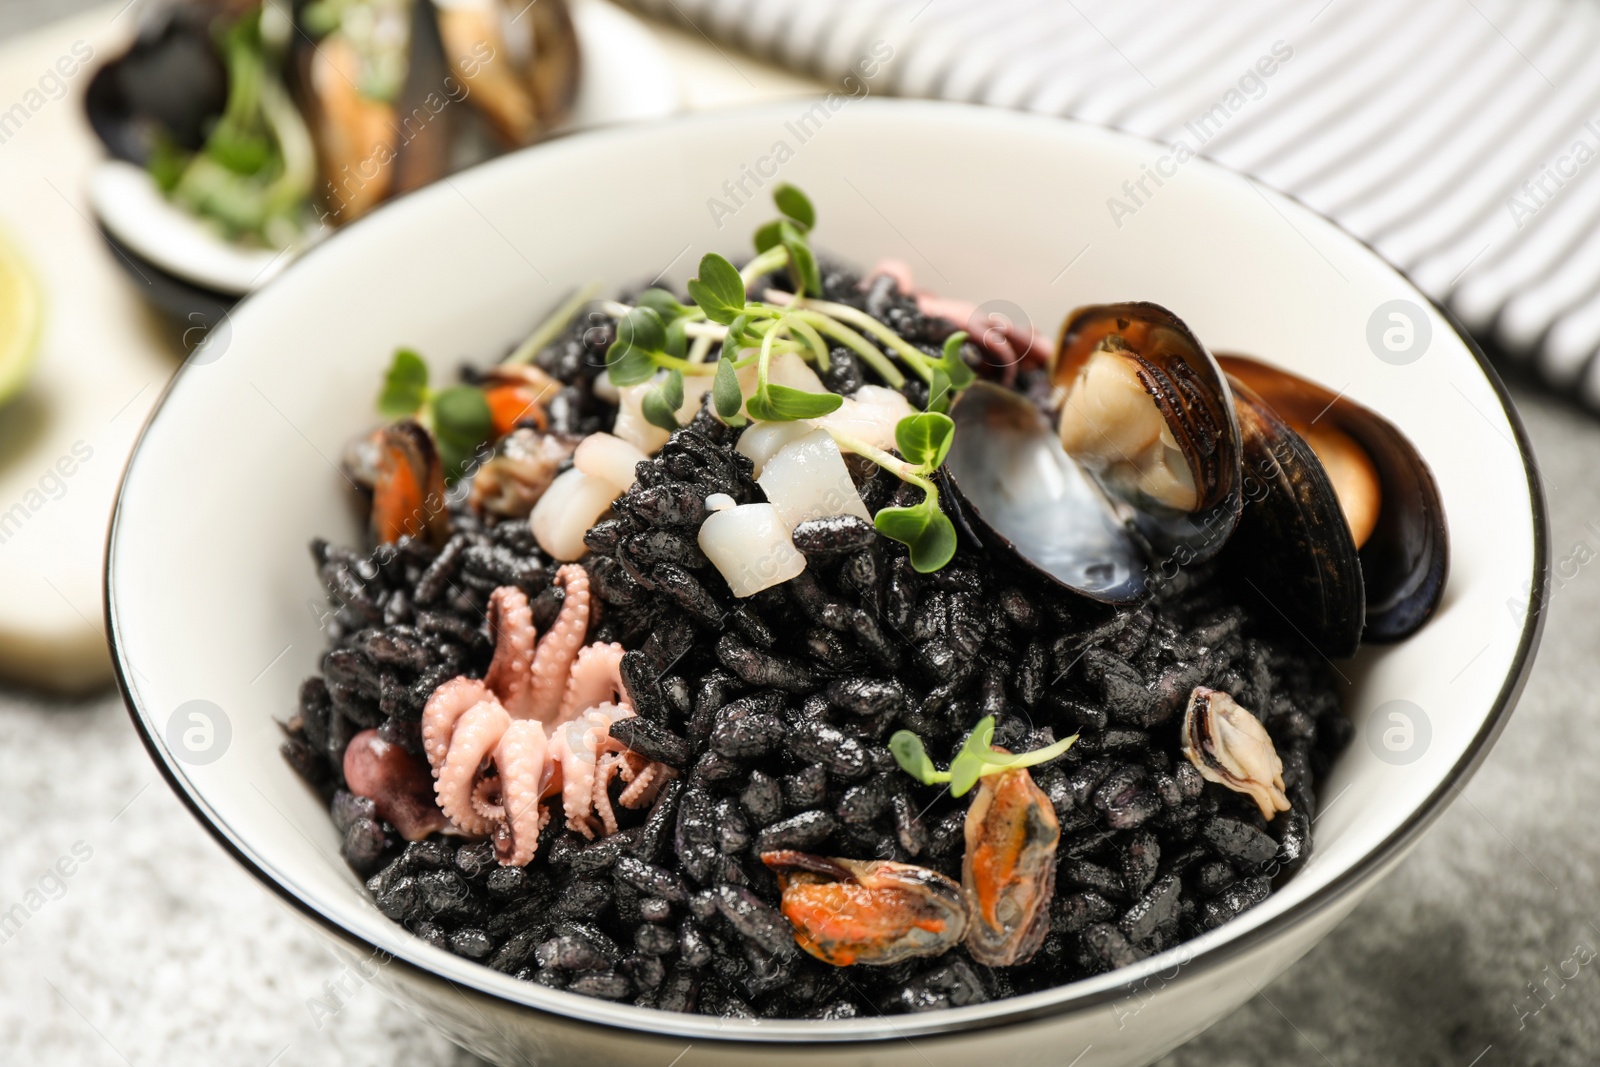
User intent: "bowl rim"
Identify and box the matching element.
[103,98,1550,1046]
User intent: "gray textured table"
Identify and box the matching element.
[4,3,1599,1064]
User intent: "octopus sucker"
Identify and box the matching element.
[616,756,675,810]
[592,752,627,837]
[483,586,536,718]
[434,698,511,836]
[422,677,490,773]
[549,701,633,838]
[490,719,551,866]
[525,563,593,723]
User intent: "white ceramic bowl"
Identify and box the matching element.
[107,100,1547,1067]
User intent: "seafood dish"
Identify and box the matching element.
[280,185,1448,1017]
[85,0,579,294]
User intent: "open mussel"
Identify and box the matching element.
[761,851,969,967]
[1224,371,1366,656]
[1219,354,1448,647]
[1053,303,1243,562]
[296,0,438,224]
[344,420,450,546]
[944,381,1149,601]
[943,300,1446,656]
[945,303,1240,603]
[85,3,230,167]
[434,0,581,147]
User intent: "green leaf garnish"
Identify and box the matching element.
[686,253,747,325]
[778,220,822,298]
[747,382,843,422]
[888,716,1080,797]
[377,348,429,419]
[431,385,492,451]
[772,183,816,231]
[895,412,956,470]
[950,717,998,796]
[753,220,783,255]
[605,305,666,387]
[712,356,743,420]
[941,330,977,390]
[664,317,688,359]
[615,305,666,353]
[888,731,940,786]
[641,370,685,431]
[874,502,957,573]
[430,384,492,480]
[636,288,687,321]
[927,366,953,413]
[606,343,657,387]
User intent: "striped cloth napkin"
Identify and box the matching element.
[622,0,1600,406]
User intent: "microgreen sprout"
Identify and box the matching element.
[591,183,982,570]
[889,716,1079,797]
[829,412,959,572]
[375,348,491,481]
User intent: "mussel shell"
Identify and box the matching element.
[389,0,459,197]
[1220,355,1448,643]
[945,382,1146,603]
[85,4,229,165]
[1224,375,1365,659]
[1053,302,1242,563]
[522,0,583,132]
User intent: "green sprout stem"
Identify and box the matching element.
[740,245,790,289]
[770,293,939,383]
[504,282,601,365]
[825,429,924,484]
[687,332,716,364]
[889,715,1079,797]
[783,309,905,387]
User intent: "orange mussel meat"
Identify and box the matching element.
[962,764,1060,967]
[761,851,969,967]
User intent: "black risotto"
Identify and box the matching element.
[281,258,1349,1019]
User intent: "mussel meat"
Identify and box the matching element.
[365,420,450,545]
[1053,303,1243,562]
[962,764,1059,967]
[1180,687,1290,821]
[468,427,578,517]
[434,0,582,147]
[761,851,969,967]
[945,303,1241,603]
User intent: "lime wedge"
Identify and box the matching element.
[0,226,42,405]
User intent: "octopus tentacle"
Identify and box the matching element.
[491,719,550,866]
[434,698,510,836]
[525,564,592,723]
[484,586,537,719]
[592,752,625,837]
[422,677,489,773]
[618,759,676,810]
[549,701,632,838]
[471,773,504,822]
[557,641,628,724]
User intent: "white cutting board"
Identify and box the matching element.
[0,6,166,696]
[0,0,703,696]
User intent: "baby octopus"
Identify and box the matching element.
[421,563,677,865]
